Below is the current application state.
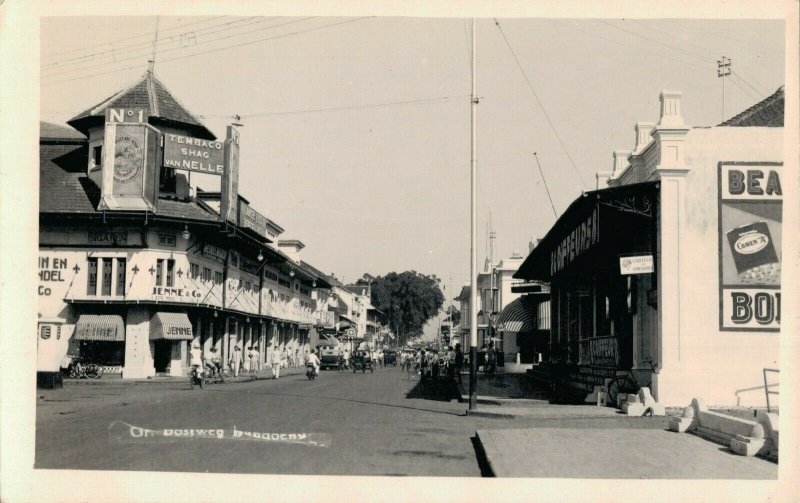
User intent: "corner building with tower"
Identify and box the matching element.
[37,70,334,384]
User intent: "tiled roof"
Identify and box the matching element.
[67,71,215,140]
[719,86,784,127]
[39,141,219,222]
[40,121,86,141]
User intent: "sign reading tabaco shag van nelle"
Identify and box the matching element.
[163,134,225,175]
[719,162,782,332]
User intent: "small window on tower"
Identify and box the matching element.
[93,146,102,168]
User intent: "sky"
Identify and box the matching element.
[39,15,785,340]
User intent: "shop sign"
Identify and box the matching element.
[550,206,599,276]
[163,134,225,175]
[719,163,782,331]
[200,244,227,263]
[99,122,160,212]
[220,126,240,224]
[152,286,203,301]
[238,199,268,236]
[88,230,128,246]
[38,255,71,296]
[105,108,149,124]
[619,255,654,275]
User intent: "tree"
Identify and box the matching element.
[361,271,444,346]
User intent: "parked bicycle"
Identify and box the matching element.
[65,355,103,379]
[606,357,656,407]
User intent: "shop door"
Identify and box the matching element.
[153,340,172,373]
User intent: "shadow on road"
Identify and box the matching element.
[222,388,466,417]
[405,378,459,403]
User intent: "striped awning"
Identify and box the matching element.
[150,312,193,340]
[74,314,125,341]
[495,297,537,334]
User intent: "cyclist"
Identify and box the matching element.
[190,343,204,379]
[306,348,321,377]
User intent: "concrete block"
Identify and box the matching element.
[638,387,656,406]
[730,434,767,457]
[669,416,695,433]
[697,410,756,439]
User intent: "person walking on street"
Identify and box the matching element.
[454,343,464,384]
[281,347,289,370]
[268,344,282,379]
[231,345,242,377]
[486,341,497,378]
[248,346,259,380]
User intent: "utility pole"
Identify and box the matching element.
[718,56,731,121]
[469,18,479,411]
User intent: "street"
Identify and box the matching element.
[35,367,777,479]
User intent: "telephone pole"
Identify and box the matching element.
[468,18,479,411]
[718,56,731,121]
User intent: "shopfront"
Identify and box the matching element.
[73,314,126,372]
[515,181,659,397]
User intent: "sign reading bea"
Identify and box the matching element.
[163,134,225,175]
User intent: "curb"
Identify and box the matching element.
[466,409,516,419]
[474,430,497,476]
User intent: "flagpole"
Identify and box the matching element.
[468,18,479,411]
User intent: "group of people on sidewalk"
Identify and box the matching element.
[399,341,500,382]
[189,342,317,381]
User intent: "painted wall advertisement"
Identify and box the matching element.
[99,121,160,212]
[719,162,782,332]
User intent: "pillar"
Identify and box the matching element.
[122,305,155,379]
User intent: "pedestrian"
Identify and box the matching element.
[268,344,282,379]
[454,343,464,383]
[281,346,289,370]
[343,348,351,370]
[486,342,497,378]
[231,345,242,377]
[248,346,259,380]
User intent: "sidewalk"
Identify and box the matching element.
[61,366,308,385]
[475,427,778,479]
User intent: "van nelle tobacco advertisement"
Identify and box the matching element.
[719,162,782,332]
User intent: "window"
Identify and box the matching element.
[159,168,176,193]
[203,267,211,283]
[190,263,200,280]
[116,258,126,295]
[87,257,98,295]
[92,145,102,167]
[101,258,113,295]
[156,259,175,287]
[214,271,223,285]
[245,281,252,292]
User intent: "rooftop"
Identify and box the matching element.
[67,70,216,140]
[719,86,784,127]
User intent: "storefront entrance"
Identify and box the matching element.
[153,340,172,373]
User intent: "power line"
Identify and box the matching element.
[43,16,229,59]
[728,73,761,101]
[198,95,461,119]
[493,19,589,189]
[43,17,309,79]
[43,17,366,86]
[43,17,265,70]
[732,71,767,98]
[533,152,558,219]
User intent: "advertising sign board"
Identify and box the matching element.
[238,198,268,236]
[163,134,225,175]
[220,126,240,224]
[99,122,160,212]
[718,162,782,331]
[619,255,654,275]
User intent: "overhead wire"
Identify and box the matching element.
[43,17,368,86]
[493,19,589,189]
[43,17,267,70]
[43,17,308,79]
[43,16,229,59]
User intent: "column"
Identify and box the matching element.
[122,305,155,379]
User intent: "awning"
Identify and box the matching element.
[495,297,539,333]
[74,314,125,341]
[149,312,193,340]
[339,314,356,325]
[514,181,659,281]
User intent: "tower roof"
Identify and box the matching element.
[67,70,216,140]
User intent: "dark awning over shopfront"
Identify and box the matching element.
[514,181,659,282]
[495,296,539,333]
[149,312,193,340]
[74,315,125,341]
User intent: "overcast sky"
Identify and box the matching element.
[40,15,785,339]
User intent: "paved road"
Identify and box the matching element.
[35,367,778,479]
[36,366,485,476]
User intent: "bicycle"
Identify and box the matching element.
[189,365,204,389]
[605,357,656,407]
[68,358,103,379]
